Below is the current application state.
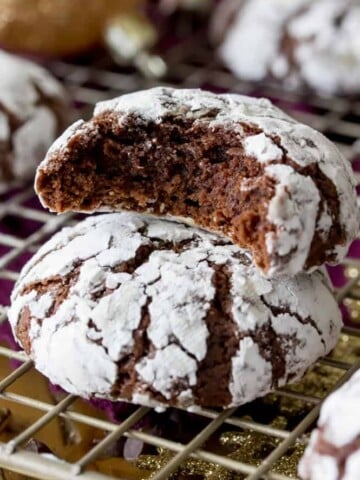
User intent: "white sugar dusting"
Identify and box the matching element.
[265,164,320,275]
[230,264,273,331]
[344,452,360,480]
[229,338,272,406]
[92,87,294,127]
[9,212,342,409]
[243,133,282,163]
[146,260,213,361]
[136,344,198,400]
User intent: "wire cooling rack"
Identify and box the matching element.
[0,32,360,480]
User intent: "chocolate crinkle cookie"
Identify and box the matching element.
[0,50,69,183]
[211,0,360,96]
[35,87,359,276]
[299,368,360,480]
[8,212,342,410]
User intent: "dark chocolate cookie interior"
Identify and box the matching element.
[36,112,342,271]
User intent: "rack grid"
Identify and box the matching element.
[0,34,360,480]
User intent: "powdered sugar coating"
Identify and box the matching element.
[215,0,360,95]
[37,87,359,276]
[9,212,342,409]
[0,50,68,182]
[243,133,282,163]
[299,368,360,480]
[265,164,320,275]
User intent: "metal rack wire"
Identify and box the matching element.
[0,36,360,480]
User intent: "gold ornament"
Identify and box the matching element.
[0,0,143,56]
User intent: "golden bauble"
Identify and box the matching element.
[0,0,143,56]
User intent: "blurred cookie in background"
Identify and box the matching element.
[299,368,360,480]
[211,0,360,96]
[0,51,70,184]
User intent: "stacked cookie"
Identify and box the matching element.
[8,88,359,411]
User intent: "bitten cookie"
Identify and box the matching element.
[9,212,342,410]
[35,87,359,276]
[299,368,360,480]
[211,0,360,96]
[0,51,69,183]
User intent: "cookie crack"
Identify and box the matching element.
[193,261,238,407]
[260,295,326,350]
